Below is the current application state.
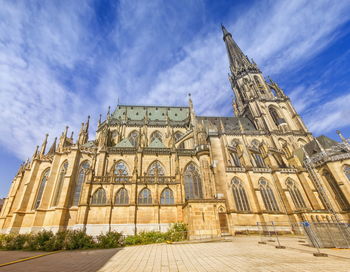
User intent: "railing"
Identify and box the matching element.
[226,166,246,172]
[94,175,133,183]
[138,176,178,184]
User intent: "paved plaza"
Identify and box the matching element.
[1,237,350,272]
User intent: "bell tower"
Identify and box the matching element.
[222,25,309,135]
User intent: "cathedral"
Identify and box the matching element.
[1,26,350,238]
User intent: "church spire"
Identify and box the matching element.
[221,24,259,78]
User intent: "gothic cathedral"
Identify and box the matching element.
[1,26,350,238]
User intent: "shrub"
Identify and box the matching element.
[64,230,95,250]
[97,231,123,248]
[27,230,54,251]
[167,222,187,242]
[3,233,29,250]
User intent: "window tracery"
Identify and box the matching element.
[286,179,306,209]
[34,168,50,209]
[72,161,90,206]
[114,161,129,182]
[184,163,203,200]
[115,188,129,204]
[231,178,250,212]
[160,188,174,204]
[128,130,139,147]
[344,165,350,182]
[138,188,152,204]
[91,188,107,205]
[147,161,165,183]
[52,161,68,206]
[259,179,279,212]
[323,170,350,211]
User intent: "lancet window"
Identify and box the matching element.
[128,130,139,147]
[52,161,68,206]
[114,161,129,182]
[253,153,265,168]
[184,163,203,200]
[138,188,152,204]
[229,151,241,167]
[34,168,50,209]
[231,178,250,212]
[91,188,107,205]
[115,188,129,204]
[286,179,307,209]
[259,179,279,212]
[147,161,165,183]
[269,107,281,127]
[323,170,350,211]
[160,188,174,205]
[72,161,90,206]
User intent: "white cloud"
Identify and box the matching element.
[1,0,350,162]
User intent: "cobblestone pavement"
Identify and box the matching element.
[1,237,350,272]
[0,248,120,272]
[99,237,350,272]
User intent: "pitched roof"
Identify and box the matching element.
[148,138,166,148]
[115,138,134,148]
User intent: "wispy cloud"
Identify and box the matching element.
[0,0,350,161]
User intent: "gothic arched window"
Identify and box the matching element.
[269,107,280,126]
[259,179,279,212]
[128,130,139,147]
[231,178,250,212]
[253,153,266,168]
[72,161,90,206]
[286,179,306,209]
[160,188,174,204]
[229,151,241,167]
[138,188,152,204]
[174,131,184,141]
[52,161,68,206]
[34,168,50,209]
[323,170,350,211]
[114,161,129,182]
[147,161,165,183]
[150,131,162,143]
[115,188,129,204]
[91,188,107,205]
[344,165,350,182]
[184,163,203,200]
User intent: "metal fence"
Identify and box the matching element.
[257,221,350,249]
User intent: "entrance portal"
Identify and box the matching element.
[218,213,229,234]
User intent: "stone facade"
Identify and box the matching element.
[1,26,350,238]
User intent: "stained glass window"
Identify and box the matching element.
[323,170,350,211]
[91,188,107,205]
[344,166,350,182]
[184,163,203,200]
[286,179,306,209]
[34,168,50,209]
[115,188,129,204]
[259,179,279,212]
[72,161,90,206]
[52,161,68,206]
[114,161,129,182]
[147,161,165,183]
[231,178,250,211]
[160,188,174,204]
[128,131,139,147]
[138,188,152,204]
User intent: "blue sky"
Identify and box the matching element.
[1,0,350,197]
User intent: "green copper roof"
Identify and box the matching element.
[115,138,133,148]
[111,105,190,122]
[148,138,166,148]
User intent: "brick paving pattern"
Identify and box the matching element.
[1,237,350,272]
[0,248,120,272]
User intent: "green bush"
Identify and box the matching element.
[3,233,29,250]
[124,222,188,246]
[97,231,123,248]
[64,230,95,250]
[27,230,54,251]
